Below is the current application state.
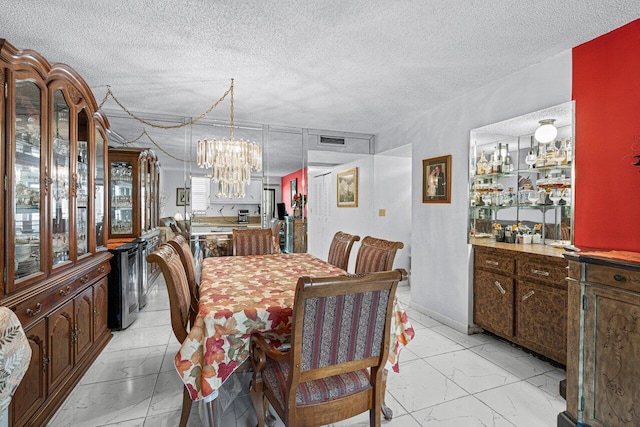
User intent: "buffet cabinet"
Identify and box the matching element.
[0,39,113,426]
[560,252,640,427]
[108,147,161,284]
[473,245,568,364]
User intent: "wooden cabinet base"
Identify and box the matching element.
[473,245,567,365]
[12,332,111,427]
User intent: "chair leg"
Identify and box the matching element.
[250,377,266,427]
[202,397,218,427]
[180,387,192,427]
[381,368,393,420]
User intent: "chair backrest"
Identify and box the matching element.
[146,244,193,342]
[232,228,274,256]
[327,231,360,271]
[166,235,200,323]
[354,236,404,274]
[289,269,407,387]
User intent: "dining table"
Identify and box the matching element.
[174,252,415,424]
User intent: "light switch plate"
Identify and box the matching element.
[379,209,386,217]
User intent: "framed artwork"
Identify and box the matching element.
[422,155,451,203]
[176,187,191,206]
[336,167,358,208]
[290,178,298,207]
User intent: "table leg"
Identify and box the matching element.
[202,397,219,427]
[381,368,393,420]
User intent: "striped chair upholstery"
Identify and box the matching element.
[327,231,360,271]
[167,235,200,326]
[146,244,197,427]
[232,228,274,256]
[250,269,408,427]
[354,236,404,274]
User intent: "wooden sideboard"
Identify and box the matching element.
[1,39,113,426]
[473,243,568,364]
[559,251,640,427]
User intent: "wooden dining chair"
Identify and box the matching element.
[250,269,408,427]
[327,231,360,270]
[354,236,404,274]
[146,244,197,427]
[232,228,274,256]
[166,235,199,326]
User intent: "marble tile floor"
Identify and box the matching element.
[48,277,567,427]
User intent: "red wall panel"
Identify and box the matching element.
[281,168,307,217]
[572,19,640,251]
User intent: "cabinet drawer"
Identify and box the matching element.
[73,260,110,288]
[585,263,640,292]
[13,282,71,330]
[517,255,567,286]
[474,247,515,275]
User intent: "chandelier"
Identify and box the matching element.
[196,79,262,198]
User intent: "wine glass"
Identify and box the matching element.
[525,150,537,168]
[527,190,539,205]
[549,189,562,205]
[561,188,572,205]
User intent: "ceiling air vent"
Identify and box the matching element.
[320,136,346,146]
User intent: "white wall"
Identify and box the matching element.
[307,153,412,274]
[375,51,572,332]
[160,169,190,218]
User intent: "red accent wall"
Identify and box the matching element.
[573,19,640,252]
[281,168,307,217]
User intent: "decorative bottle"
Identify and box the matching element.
[558,139,569,165]
[494,143,503,173]
[477,151,488,175]
[535,143,546,168]
[503,143,512,172]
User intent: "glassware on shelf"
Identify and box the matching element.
[561,188,572,205]
[549,188,563,205]
[525,136,537,168]
[476,151,489,175]
[535,144,547,168]
[527,190,540,205]
[503,144,512,172]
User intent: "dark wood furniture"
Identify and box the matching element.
[293,218,307,253]
[327,231,361,271]
[0,39,113,426]
[166,235,199,325]
[107,147,161,286]
[250,269,407,427]
[146,244,196,427]
[232,228,273,256]
[559,251,640,427]
[354,236,404,274]
[473,244,568,364]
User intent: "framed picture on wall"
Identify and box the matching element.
[176,187,191,206]
[422,155,451,203]
[336,167,358,208]
[290,178,298,207]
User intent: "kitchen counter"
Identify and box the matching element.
[190,216,262,235]
[470,237,568,258]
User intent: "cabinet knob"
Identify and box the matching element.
[98,266,106,274]
[522,290,536,301]
[80,275,89,284]
[59,285,71,296]
[613,274,625,282]
[26,302,42,317]
[531,269,550,277]
[485,260,499,266]
[494,281,506,295]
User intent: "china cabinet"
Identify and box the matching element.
[469,102,574,244]
[0,39,112,426]
[560,252,640,427]
[107,147,161,285]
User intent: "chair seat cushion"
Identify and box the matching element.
[262,358,371,408]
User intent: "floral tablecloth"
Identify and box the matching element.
[176,253,415,401]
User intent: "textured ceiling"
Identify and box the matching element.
[2,1,638,172]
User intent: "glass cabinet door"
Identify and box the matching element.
[110,160,133,235]
[13,78,45,281]
[75,109,90,257]
[51,89,71,266]
[95,128,106,248]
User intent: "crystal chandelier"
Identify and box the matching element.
[196,79,262,198]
